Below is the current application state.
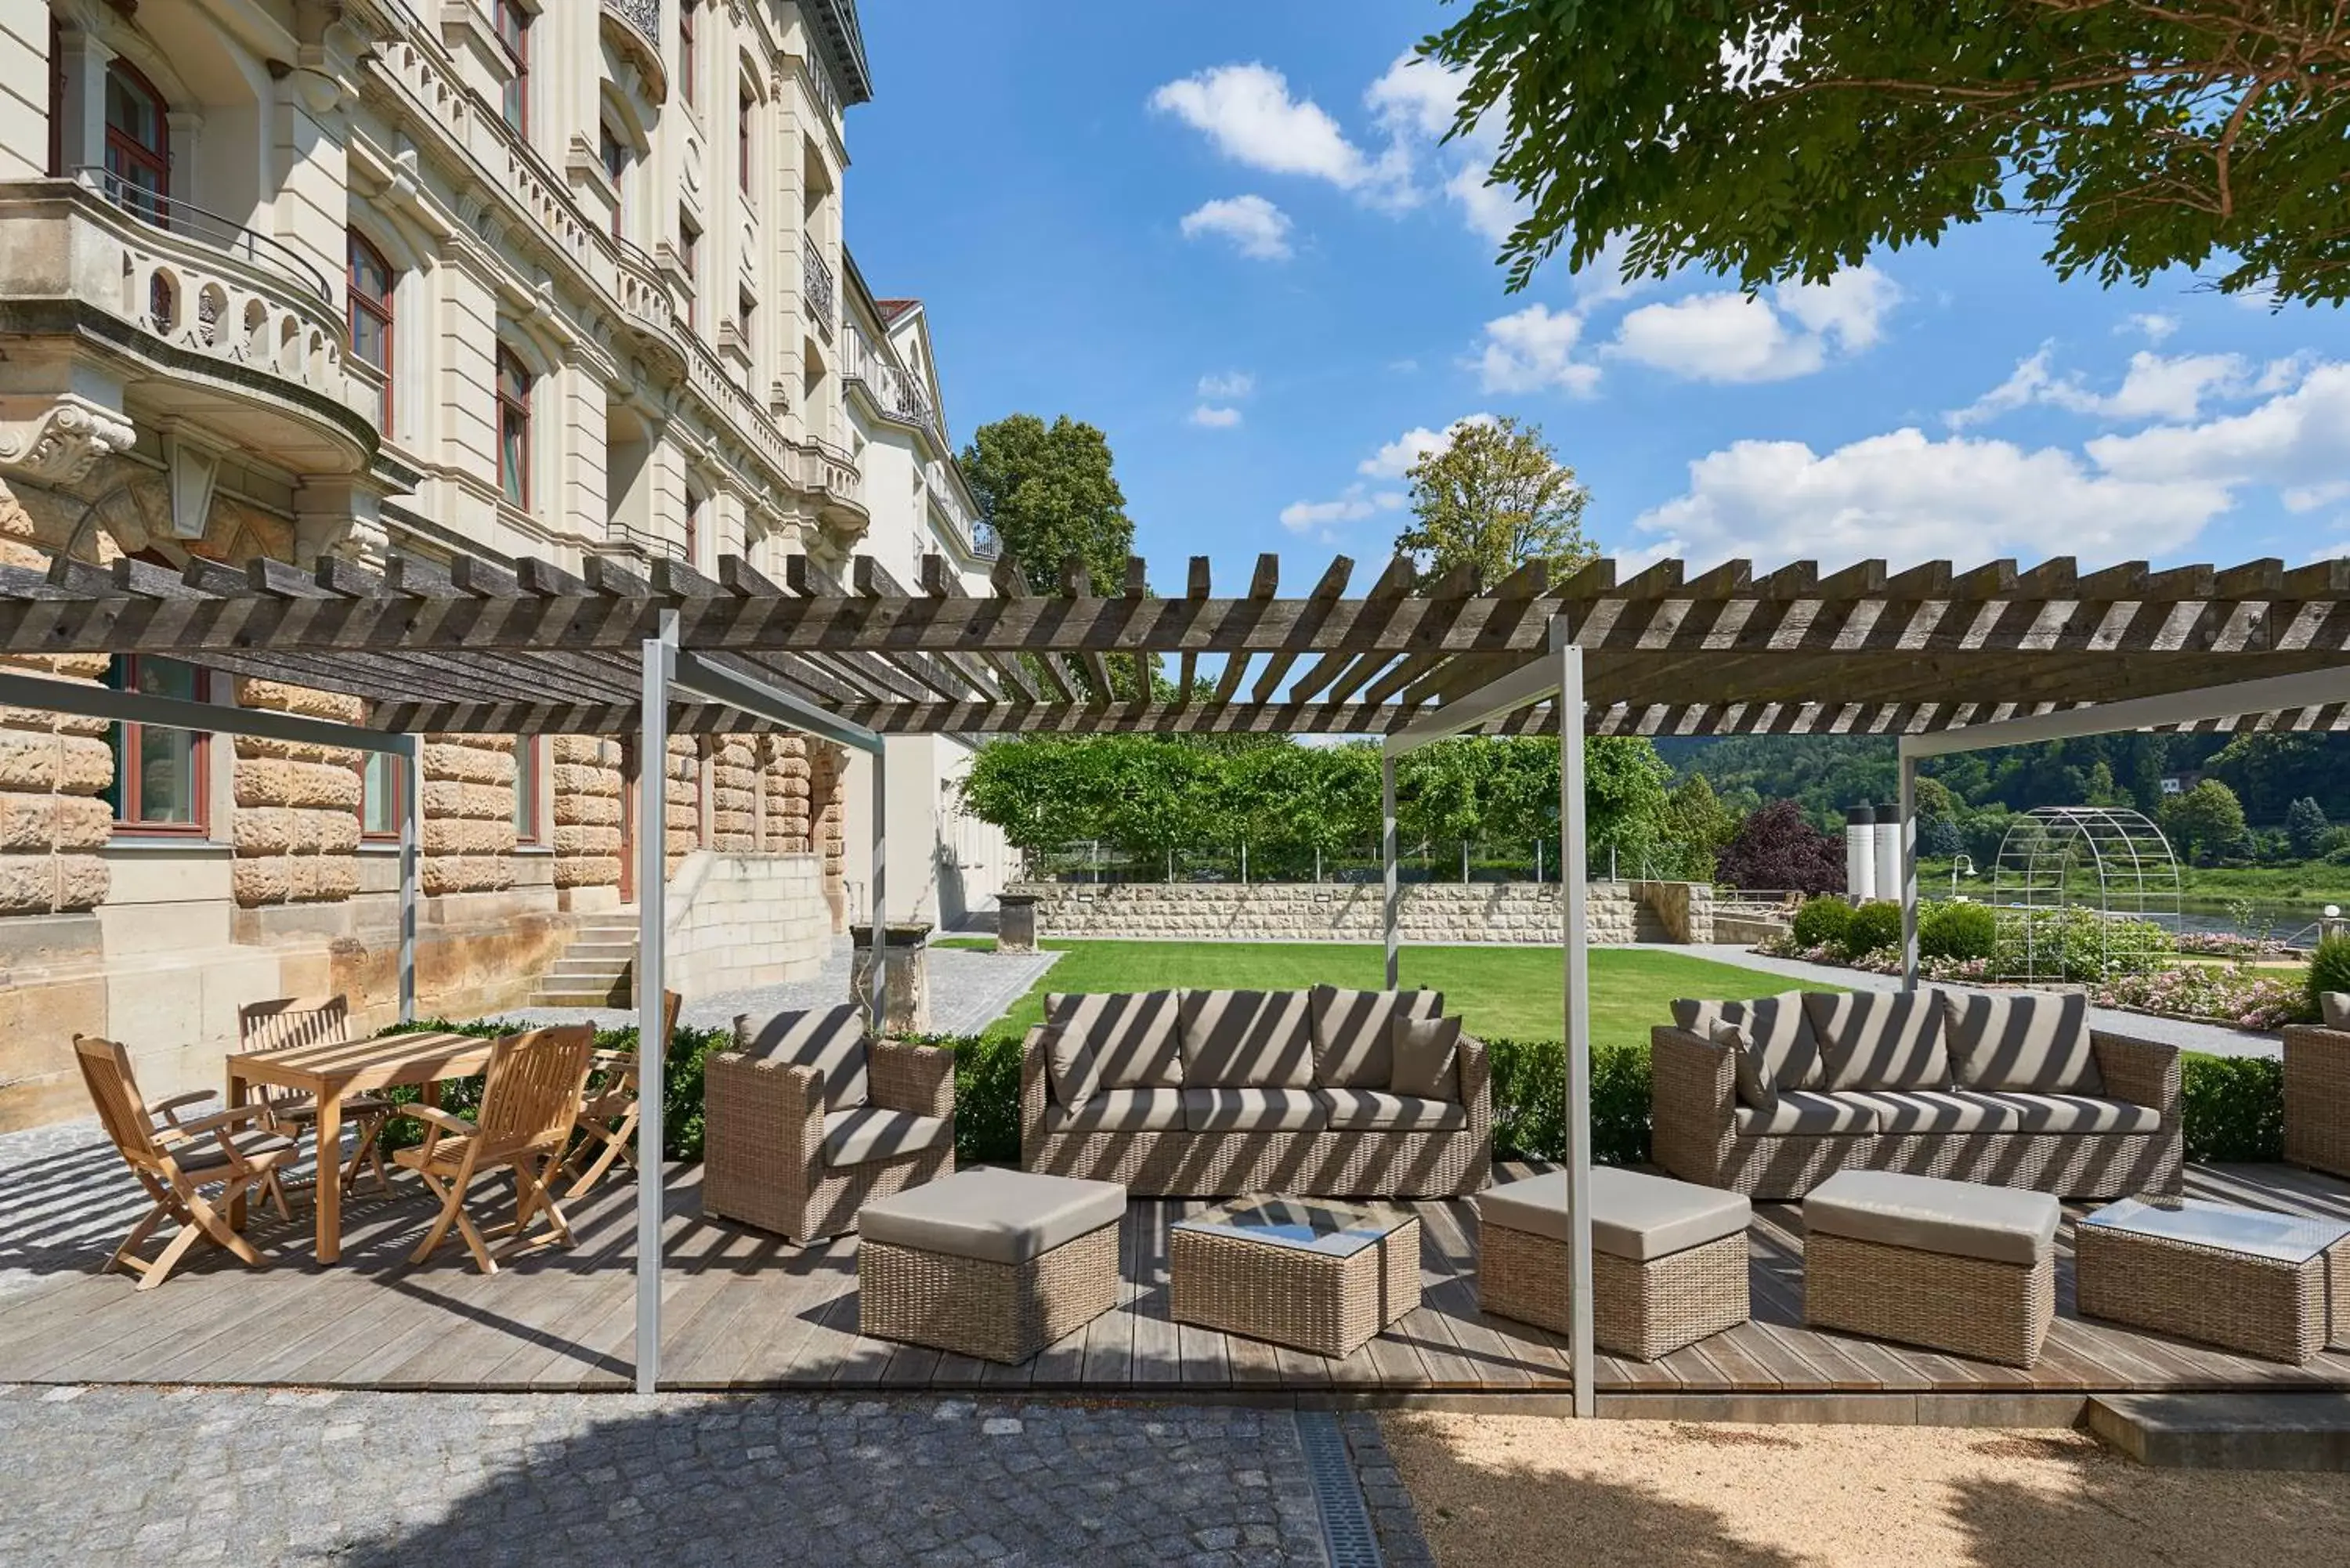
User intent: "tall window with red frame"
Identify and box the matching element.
[600,122,628,238]
[678,211,700,329]
[679,0,699,107]
[348,231,395,431]
[683,486,703,569]
[496,345,532,508]
[493,0,530,134]
[739,86,754,192]
[103,60,169,219]
[106,656,207,833]
[359,751,403,840]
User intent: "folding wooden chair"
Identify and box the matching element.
[394,1026,596,1274]
[237,995,395,1201]
[562,989,680,1198]
[74,1035,300,1290]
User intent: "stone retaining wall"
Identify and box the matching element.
[663,851,830,995]
[1012,880,1718,945]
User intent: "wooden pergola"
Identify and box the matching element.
[13,548,2350,740]
[10,543,2350,1411]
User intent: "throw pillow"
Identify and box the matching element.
[1039,1024,1101,1111]
[1390,1014,1464,1100]
[1712,1020,1778,1114]
[2324,992,2350,1030]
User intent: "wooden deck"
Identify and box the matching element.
[5,1138,2348,1414]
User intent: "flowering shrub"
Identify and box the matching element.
[1750,935,1990,983]
[2093,963,2315,1031]
[1994,905,2172,982]
[2175,931,2294,959]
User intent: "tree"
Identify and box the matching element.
[1662,773,1740,879]
[2161,778,2250,865]
[2288,796,2332,858]
[960,413,1141,696]
[1715,800,1845,896]
[1426,4,2350,305]
[1396,417,1593,584]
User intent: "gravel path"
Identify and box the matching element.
[0,1386,1358,1567]
[1687,942,2286,1060]
[1380,1411,2350,1568]
[493,938,1062,1035]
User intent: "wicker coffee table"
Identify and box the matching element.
[1170,1198,1419,1358]
[2077,1196,2350,1364]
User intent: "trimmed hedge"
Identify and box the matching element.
[1789,897,1853,952]
[392,1023,2284,1178]
[2180,1053,2284,1163]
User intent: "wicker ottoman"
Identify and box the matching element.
[1475,1168,1752,1361]
[2283,1023,2350,1180]
[858,1166,1125,1364]
[1802,1170,2060,1369]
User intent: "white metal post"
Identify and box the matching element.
[1381,748,1400,988]
[870,743,888,1032]
[1898,753,1920,991]
[1559,639,1594,1418]
[397,735,419,1024]
[634,616,675,1396]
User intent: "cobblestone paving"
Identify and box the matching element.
[503,938,1062,1036]
[0,1386,1354,1567]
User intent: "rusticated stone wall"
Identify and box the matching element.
[0,652,113,916]
[421,733,516,895]
[710,735,757,853]
[549,734,623,890]
[664,734,700,875]
[230,678,363,907]
[810,739,848,928]
[760,733,813,853]
[1010,880,1730,945]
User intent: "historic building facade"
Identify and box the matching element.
[0,0,995,1129]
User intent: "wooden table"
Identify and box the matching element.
[226,1030,496,1264]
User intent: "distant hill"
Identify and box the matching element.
[1657,731,2350,829]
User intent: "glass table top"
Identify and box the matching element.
[1171,1198,1410,1259]
[2083,1197,2350,1266]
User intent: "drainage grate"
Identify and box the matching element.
[1296,1411,1385,1568]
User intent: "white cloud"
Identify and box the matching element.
[1636,359,2350,571]
[1632,428,2229,569]
[1358,414,1498,479]
[2088,361,2350,495]
[1365,52,1527,244]
[1279,483,1406,533]
[1470,304,1600,396]
[1607,268,1898,383]
[1189,405,1242,429]
[1150,63,1405,200]
[1197,370,1256,399]
[1947,346,2255,428]
[2122,313,2180,344]
[1177,195,1293,260]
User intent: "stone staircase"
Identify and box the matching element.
[529,908,640,1006]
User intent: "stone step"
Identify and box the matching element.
[563,940,640,960]
[530,988,631,1007]
[2085,1393,2350,1470]
[549,959,634,981]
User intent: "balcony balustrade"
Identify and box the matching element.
[802,237,836,339]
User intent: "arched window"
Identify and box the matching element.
[347,231,395,430]
[103,60,169,219]
[496,345,532,508]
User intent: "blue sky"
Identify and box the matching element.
[846,2,2350,595]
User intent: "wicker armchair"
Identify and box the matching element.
[2282,1022,2350,1179]
[1652,1022,2182,1201]
[700,1006,956,1244]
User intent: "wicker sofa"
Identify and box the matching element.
[1652,987,2182,1201]
[1020,986,1491,1198]
[701,1003,956,1243]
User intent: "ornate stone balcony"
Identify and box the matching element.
[0,174,374,483]
[802,237,836,341]
[599,0,669,103]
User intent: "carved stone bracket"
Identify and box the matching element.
[0,398,137,486]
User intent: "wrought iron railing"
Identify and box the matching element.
[75,166,331,302]
[801,236,835,336]
[602,0,660,47]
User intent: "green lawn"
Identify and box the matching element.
[963,940,1838,1047]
